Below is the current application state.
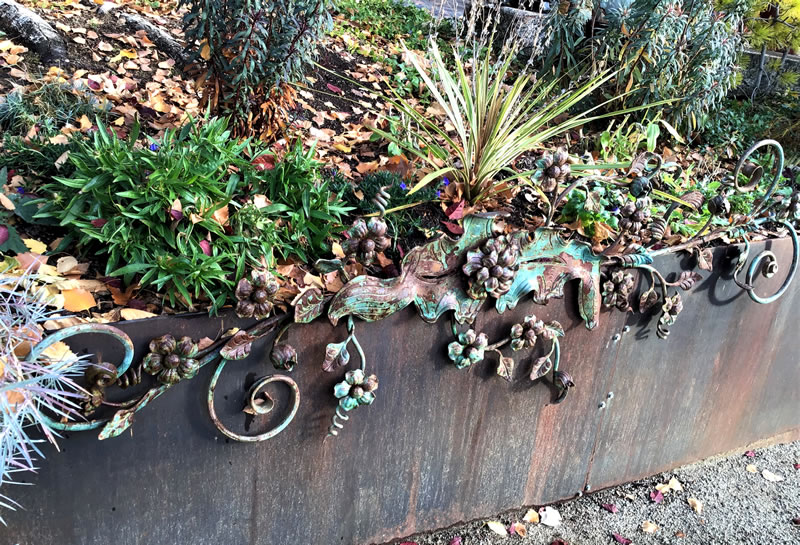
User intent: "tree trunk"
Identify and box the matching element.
[0,0,67,65]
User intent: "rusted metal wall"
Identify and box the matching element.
[4,238,799,545]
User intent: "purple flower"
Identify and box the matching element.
[149,143,159,152]
[16,187,24,194]
[443,177,450,186]
[400,183,407,190]
[436,190,441,198]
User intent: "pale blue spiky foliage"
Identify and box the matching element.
[0,271,89,524]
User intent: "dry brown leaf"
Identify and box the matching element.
[687,497,703,514]
[485,521,507,536]
[120,308,158,320]
[43,316,89,330]
[0,193,15,210]
[41,340,75,362]
[56,256,79,274]
[746,464,758,473]
[62,289,97,312]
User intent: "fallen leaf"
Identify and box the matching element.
[56,256,79,274]
[612,533,632,544]
[448,538,462,545]
[16,252,47,272]
[794,463,800,470]
[0,193,15,210]
[485,520,507,536]
[539,506,562,527]
[550,540,569,545]
[642,520,659,534]
[23,238,48,254]
[445,199,465,220]
[762,469,784,482]
[688,497,703,514]
[41,340,75,362]
[602,503,619,514]
[509,522,527,537]
[523,509,540,524]
[744,450,756,458]
[327,83,343,94]
[650,490,664,503]
[746,464,758,473]
[62,289,97,312]
[120,308,157,320]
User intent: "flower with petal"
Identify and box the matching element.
[142,334,200,385]
[447,329,488,369]
[333,369,379,411]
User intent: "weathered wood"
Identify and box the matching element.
[4,238,799,544]
[0,0,67,65]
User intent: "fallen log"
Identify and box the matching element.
[0,0,67,65]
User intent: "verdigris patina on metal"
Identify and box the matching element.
[33,140,800,443]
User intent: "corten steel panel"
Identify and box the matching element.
[2,240,798,545]
[586,237,800,490]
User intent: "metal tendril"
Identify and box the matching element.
[373,185,391,217]
[327,406,350,437]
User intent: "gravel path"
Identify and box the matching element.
[381,440,800,545]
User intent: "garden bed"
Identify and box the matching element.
[2,235,799,544]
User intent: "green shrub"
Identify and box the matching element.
[543,0,748,132]
[35,117,251,310]
[244,141,353,262]
[180,0,332,136]
[334,0,443,50]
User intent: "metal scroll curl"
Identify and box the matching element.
[734,220,799,304]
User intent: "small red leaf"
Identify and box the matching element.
[442,221,464,235]
[252,154,276,171]
[448,538,463,545]
[650,490,664,503]
[602,503,619,514]
[169,209,183,221]
[744,450,755,458]
[550,540,569,545]
[91,218,108,228]
[445,199,465,220]
[327,83,344,94]
[199,239,212,256]
[0,225,8,246]
[793,463,800,470]
[612,533,632,544]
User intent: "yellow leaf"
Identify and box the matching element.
[687,497,703,514]
[522,509,539,524]
[78,115,92,131]
[62,289,97,312]
[333,143,352,153]
[746,464,758,473]
[0,193,15,210]
[200,42,211,60]
[120,49,137,59]
[41,340,76,363]
[23,239,48,254]
[642,520,659,534]
[120,308,157,320]
[5,54,21,65]
[332,242,345,258]
[485,521,507,536]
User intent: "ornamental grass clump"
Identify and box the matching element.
[373,43,663,204]
[0,272,89,523]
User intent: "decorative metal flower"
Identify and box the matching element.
[270,342,297,371]
[463,235,520,299]
[537,149,571,192]
[342,217,391,266]
[619,197,652,234]
[630,176,653,198]
[447,329,489,369]
[657,292,684,339]
[235,269,279,319]
[333,369,378,411]
[602,268,636,311]
[143,335,200,385]
[510,315,544,351]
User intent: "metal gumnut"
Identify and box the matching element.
[601,268,635,311]
[537,149,571,192]
[510,315,542,351]
[463,235,520,299]
[630,176,652,198]
[342,217,391,266]
[235,269,279,319]
[708,195,731,217]
[270,342,298,371]
[554,370,575,403]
